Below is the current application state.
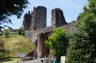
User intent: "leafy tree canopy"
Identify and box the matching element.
[46,28,69,63]
[66,0,96,63]
[0,0,29,24]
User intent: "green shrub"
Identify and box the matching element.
[17,27,25,35]
[4,30,11,38]
[46,28,69,63]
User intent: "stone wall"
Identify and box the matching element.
[24,6,47,46]
[23,6,76,58]
[23,11,32,30]
[30,6,47,30]
[51,8,67,28]
[36,32,51,58]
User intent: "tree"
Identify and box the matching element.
[3,29,11,38]
[66,0,96,63]
[0,0,29,22]
[17,27,25,35]
[46,28,69,63]
[66,31,93,63]
[0,0,29,31]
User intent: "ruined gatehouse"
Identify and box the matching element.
[23,6,76,58]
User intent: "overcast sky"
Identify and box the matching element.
[4,0,88,29]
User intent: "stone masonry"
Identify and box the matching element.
[23,6,76,58]
[23,11,32,30]
[30,6,47,30]
[51,8,67,28]
[23,6,47,47]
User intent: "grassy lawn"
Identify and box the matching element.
[0,34,35,58]
[1,58,19,63]
[0,34,35,63]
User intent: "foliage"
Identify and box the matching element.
[66,0,96,63]
[0,0,29,32]
[0,51,10,59]
[46,28,69,63]
[0,0,29,22]
[65,32,95,63]
[3,30,11,38]
[17,27,25,35]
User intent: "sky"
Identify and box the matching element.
[4,0,88,29]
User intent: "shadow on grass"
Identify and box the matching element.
[0,57,18,62]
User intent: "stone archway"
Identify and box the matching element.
[36,31,52,58]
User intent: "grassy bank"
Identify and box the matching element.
[0,34,35,60]
[1,58,19,63]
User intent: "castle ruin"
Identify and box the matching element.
[23,6,76,58]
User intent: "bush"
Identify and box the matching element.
[46,28,69,63]
[4,30,11,38]
[17,27,25,35]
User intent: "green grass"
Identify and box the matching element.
[1,58,19,63]
[0,34,35,59]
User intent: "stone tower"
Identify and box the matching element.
[23,11,32,30]
[30,6,47,30]
[51,8,67,28]
[23,6,47,47]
